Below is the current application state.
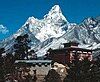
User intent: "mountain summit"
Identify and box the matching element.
[0,5,100,56]
[44,5,67,21]
[25,5,68,42]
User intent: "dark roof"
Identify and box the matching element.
[50,47,92,53]
[63,42,79,48]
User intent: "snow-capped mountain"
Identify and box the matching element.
[0,5,68,51]
[26,5,68,42]
[0,5,100,56]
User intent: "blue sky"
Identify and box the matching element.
[0,0,100,40]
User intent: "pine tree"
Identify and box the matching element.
[44,69,62,82]
[29,50,37,60]
[14,34,31,59]
[0,48,5,81]
[63,57,100,82]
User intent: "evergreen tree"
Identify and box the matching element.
[14,34,31,59]
[28,50,37,59]
[0,48,5,81]
[63,57,100,82]
[44,69,62,82]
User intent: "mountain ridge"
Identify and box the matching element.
[0,5,100,56]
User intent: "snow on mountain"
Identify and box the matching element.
[35,17,100,56]
[0,5,100,57]
[0,5,68,51]
[17,5,68,42]
[36,37,67,56]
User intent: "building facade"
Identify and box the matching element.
[46,42,93,65]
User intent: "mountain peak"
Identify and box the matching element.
[44,5,67,21]
[50,5,61,13]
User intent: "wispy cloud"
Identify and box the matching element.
[0,25,9,34]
